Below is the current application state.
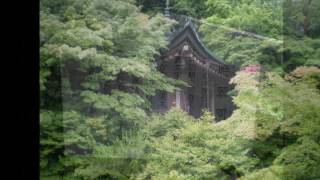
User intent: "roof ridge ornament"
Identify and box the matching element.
[164,0,170,18]
[184,19,193,28]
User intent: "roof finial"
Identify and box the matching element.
[164,0,170,18]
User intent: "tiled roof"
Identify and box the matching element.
[168,18,226,65]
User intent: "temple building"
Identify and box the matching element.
[151,20,236,120]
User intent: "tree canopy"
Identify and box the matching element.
[40,0,320,179]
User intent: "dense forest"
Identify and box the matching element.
[40,0,320,179]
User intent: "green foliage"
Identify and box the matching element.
[40,110,96,179]
[283,0,320,38]
[136,0,167,15]
[205,0,283,38]
[74,132,148,180]
[40,0,183,179]
[145,108,194,138]
[172,0,208,18]
[199,109,215,123]
[136,108,257,179]
[137,0,207,18]
[200,25,284,70]
[274,137,320,179]
[134,69,319,180]
[200,0,319,72]
[240,165,284,180]
[228,69,320,180]
[40,0,320,179]
[285,66,320,91]
[283,37,320,71]
[198,0,286,71]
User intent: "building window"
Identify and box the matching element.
[218,65,229,73]
[188,94,194,104]
[174,71,180,78]
[187,94,194,112]
[188,71,195,79]
[202,72,207,79]
[160,92,167,108]
[216,108,227,120]
[188,63,196,79]
[175,58,181,69]
[159,65,166,73]
[217,87,228,97]
[201,88,208,108]
[201,88,207,96]
[201,97,207,108]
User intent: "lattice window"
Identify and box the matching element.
[218,65,229,74]
[217,87,228,97]
[159,65,166,73]
[188,62,194,69]
[188,63,196,79]
[202,72,207,79]
[201,88,207,97]
[173,58,181,78]
[188,94,194,104]
[201,88,208,108]
[188,71,195,79]
[160,92,167,107]
[174,71,180,78]
[174,58,181,69]
[216,108,227,119]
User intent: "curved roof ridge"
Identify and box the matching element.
[169,20,226,65]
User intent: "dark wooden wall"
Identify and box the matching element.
[152,53,235,120]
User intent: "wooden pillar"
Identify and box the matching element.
[167,58,177,110]
[178,56,190,111]
[210,72,216,114]
[192,62,203,118]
